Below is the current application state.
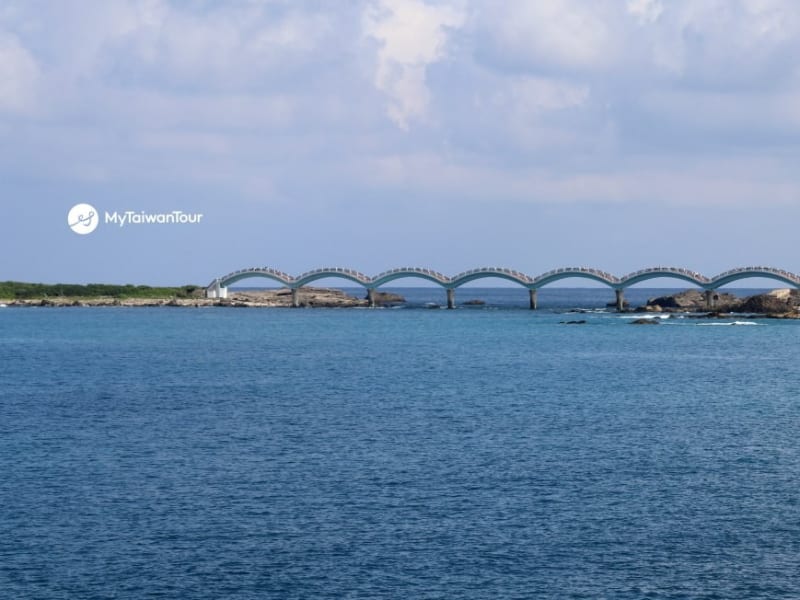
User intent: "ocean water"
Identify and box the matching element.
[2,288,800,599]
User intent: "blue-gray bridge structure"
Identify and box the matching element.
[205,266,800,310]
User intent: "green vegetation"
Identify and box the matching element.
[0,281,201,300]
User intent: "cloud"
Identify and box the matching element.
[630,0,800,82]
[0,31,39,113]
[99,1,338,91]
[1,0,800,213]
[475,75,592,153]
[478,1,617,72]
[627,0,663,25]
[363,0,465,129]
[360,149,799,208]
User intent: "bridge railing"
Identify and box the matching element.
[713,266,800,284]
[372,267,450,283]
[533,267,618,284]
[451,267,533,283]
[296,267,371,282]
[622,267,709,283]
[207,265,800,292]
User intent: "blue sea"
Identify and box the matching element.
[2,288,800,599]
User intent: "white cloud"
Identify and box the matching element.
[0,32,39,113]
[111,3,335,89]
[479,75,592,151]
[481,1,616,71]
[627,0,663,25]
[22,0,339,94]
[633,0,800,80]
[2,0,800,212]
[364,0,465,129]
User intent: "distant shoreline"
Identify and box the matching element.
[1,282,798,316]
[0,286,392,308]
[0,281,201,301]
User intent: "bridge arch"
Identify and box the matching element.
[532,268,618,289]
[620,267,709,288]
[710,267,800,289]
[215,268,294,289]
[450,267,532,288]
[293,267,371,288]
[370,267,450,288]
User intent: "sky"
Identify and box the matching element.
[1,0,799,287]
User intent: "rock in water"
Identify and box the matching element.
[645,288,800,315]
[737,293,792,314]
[645,289,738,311]
[630,318,660,325]
[364,291,406,306]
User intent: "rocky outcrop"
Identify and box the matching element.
[9,297,182,307]
[233,287,366,308]
[642,288,800,315]
[645,289,738,311]
[737,292,795,314]
[367,291,406,306]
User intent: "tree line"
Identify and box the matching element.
[0,282,201,299]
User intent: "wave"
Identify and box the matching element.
[697,321,760,326]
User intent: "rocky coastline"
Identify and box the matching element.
[4,286,800,317]
[3,287,406,308]
[637,288,800,319]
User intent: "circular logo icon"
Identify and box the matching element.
[68,203,99,235]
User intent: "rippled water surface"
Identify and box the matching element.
[2,289,800,598]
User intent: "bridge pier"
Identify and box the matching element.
[367,288,376,308]
[529,288,538,310]
[207,281,228,299]
[446,288,455,309]
[615,289,625,312]
[705,289,715,310]
[291,288,300,308]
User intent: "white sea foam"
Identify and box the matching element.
[697,321,760,326]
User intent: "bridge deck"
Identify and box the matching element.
[208,265,800,294]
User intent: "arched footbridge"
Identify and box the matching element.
[206,266,800,310]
